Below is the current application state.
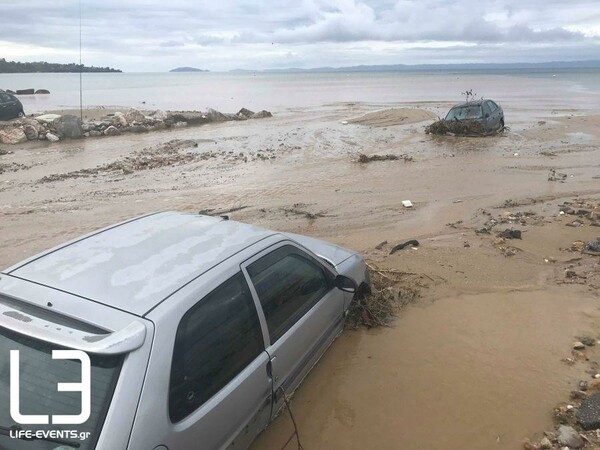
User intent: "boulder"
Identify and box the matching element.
[149,110,168,121]
[252,110,273,119]
[577,392,600,430]
[205,108,229,122]
[52,115,83,139]
[557,425,584,448]
[23,124,39,140]
[103,126,121,136]
[16,88,35,95]
[36,114,62,124]
[110,112,128,128]
[237,108,255,119]
[0,127,27,144]
[124,108,145,124]
[46,132,60,142]
[89,130,102,137]
[173,121,187,128]
[35,89,50,94]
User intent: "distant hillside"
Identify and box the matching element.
[0,58,121,73]
[232,60,600,73]
[170,67,209,73]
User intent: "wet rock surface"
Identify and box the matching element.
[577,393,600,431]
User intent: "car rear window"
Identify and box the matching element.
[445,105,483,121]
[0,327,123,450]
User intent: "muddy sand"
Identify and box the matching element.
[1,101,600,449]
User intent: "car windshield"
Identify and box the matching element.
[445,105,483,121]
[0,327,122,450]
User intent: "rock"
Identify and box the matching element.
[149,109,168,121]
[587,379,600,392]
[585,240,600,253]
[23,124,38,140]
[173,121,187,128]
[572,349,588,361]
[36,114,62,124]
[573,341,586,350]
[110,112,128,128]
[579,336,596,347]
[124,108,145,124]
[556,425,584,448]
[103,126,121,136]
[52,115,83,139]
[16,88,35,95]
[127,125,149,133]
[35,89,50,94]
[539,437,552,449]
[496,229,522,239]
[577,393,600,430]
[0,127,27,144]
[252,110,273,119]
[205,108,229,122]
[46,132,60,142]
[579,380,589,391]
[89,130,102,137]
[523,440,541,450]
[571,391,588,400]
[237,107,255,119]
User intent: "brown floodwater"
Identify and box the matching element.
[251,288,600,450]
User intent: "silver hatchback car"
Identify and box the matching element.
[0,212,369,450]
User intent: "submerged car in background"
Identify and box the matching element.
[0,92,24,121]
[0,212,369,450]
[444,99,504,133]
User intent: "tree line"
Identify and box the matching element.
[0,58,121,73]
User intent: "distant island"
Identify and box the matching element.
[230,59,600,73]
[170,67,209,73]
[0,58,121,73]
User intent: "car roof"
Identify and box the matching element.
[452,100,496,108]
[7,212,276,316]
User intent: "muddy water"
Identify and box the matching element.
[252,288,599,450]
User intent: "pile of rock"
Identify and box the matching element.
[0,107,273,144]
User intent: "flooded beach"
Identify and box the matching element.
[1,70,600,449]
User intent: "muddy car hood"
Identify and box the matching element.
[281,232,357,267]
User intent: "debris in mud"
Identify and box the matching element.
[0,162,29,174]
[389,240,420,254]
[356,153,413,163]
[39,139,207,182]
[548,169,568,182]
[345,262,426,329]
[496,229,522,239]
[375,240,388,250]
[584,240,600,253]
[425,119,486,136]
[282,203,327,220]
[401,200,414,208]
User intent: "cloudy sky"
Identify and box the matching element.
[1,0,599,72]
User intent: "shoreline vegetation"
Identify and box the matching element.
[0,58,121,73]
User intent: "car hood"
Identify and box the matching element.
[281,232,356,266]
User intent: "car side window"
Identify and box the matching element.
[247,245,333,343]
[482,102,492,116]
[169,272,264,423]
[489,101,498,112]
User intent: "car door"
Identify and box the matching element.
[167,272,273,450]
[242,242,345,417]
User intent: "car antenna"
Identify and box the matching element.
[78,0,83,122]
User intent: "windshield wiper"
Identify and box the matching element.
[0,424,81,448]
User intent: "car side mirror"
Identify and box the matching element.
[335,275,357,293]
